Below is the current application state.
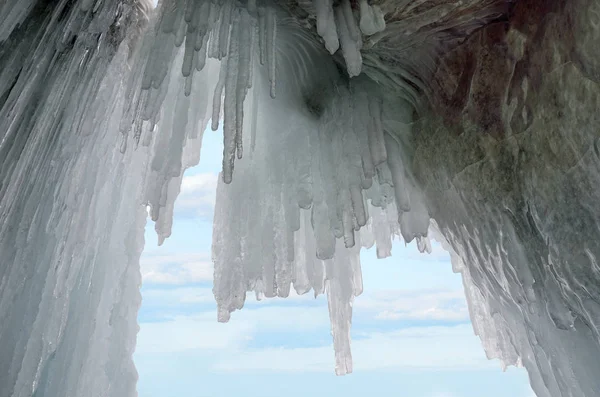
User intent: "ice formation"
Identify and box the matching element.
[2,0,600,396]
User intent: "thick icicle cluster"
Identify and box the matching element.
[126,0,431,375]
[0,1,220,396]
[310,0,385,77]
[0,1,151,396]
[210,66,432,373]
[126,0,278,186]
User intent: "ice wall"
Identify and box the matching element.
[2,0,600,397]
[0,1,216,396]
[0,3,145,395]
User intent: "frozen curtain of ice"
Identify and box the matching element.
[1,0,600,396]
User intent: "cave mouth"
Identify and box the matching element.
[133,131,532,395]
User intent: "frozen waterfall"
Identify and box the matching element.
[2,0,600,396]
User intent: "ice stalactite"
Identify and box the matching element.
[208,67,426,372]
[313,0,339,54]
[122,0,427,375]
[358,0,385,36]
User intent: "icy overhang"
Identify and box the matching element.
[2,1,600,397]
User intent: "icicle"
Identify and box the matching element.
[340,0,361,42]
[182,26,196,77]
[161,0,180,34]
[189,0,206,31]
[352,92,376,188]
[208,15,222,59]
[184,0,195,23]
[416,235,427,253]
[313,0,339,54]
[367,96,387,165]
[185,73,193,97]
[258,6,267,65]
[399,189,430,242]
[247,20,256,89]
[195,33,209,71]
[266,7,277,98]
[250,67,260,156]
[341,192,356,248]
[384,133,410,213]
[295,125,313,209]
[133,89,150,146]
[143,73,171,122]
[222,9,241,183]
[350,185,367,227]
[293,212,312,294]
[211,54,228,131]
[234,9,253,160]
[197,1,211,35]
[335,3,362,77]
[312,201,336,260]
[326,239,358,376]
[218,1,233,60]
[174,10,187,47]
[358,0,386,35]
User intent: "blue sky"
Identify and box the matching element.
[134,129,534,397]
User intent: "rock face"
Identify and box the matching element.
[1,0,600,396]
[416,1,600,394]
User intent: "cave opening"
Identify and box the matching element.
[133,126,532,397]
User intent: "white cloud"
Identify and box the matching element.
[212,324,498,373]
[136,300,495,373]
[136,286,484,373]
[136,304,330,354]
[141,287,215,306]
[180,173,218,194]
[135,314,252,354]
[354,289,469,322]
[140,252,213,285]
[174,172,218,219]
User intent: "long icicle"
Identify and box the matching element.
[222,8,240,183]
[266,7,277,98]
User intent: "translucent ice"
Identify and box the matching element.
[3,1,600,397]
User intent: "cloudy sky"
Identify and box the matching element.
[134,130,534,397]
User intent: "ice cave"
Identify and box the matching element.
[0,0,599,396]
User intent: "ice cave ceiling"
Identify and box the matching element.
[1,0,600,396]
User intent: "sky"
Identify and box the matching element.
[134,129,534,397]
